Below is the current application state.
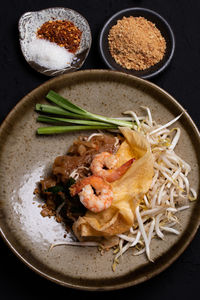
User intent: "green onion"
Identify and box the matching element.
[35,104,83,118]
[46,90,133,128]
[37,125,118,135]
[35,90,134,135]
[45,185,65,194]
[37,115,117,127]
[46,90,87,115]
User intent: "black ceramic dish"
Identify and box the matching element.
[99,7,175,79]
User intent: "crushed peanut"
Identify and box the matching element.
[108,16,166,70]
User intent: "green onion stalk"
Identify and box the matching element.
[36,90,133,135]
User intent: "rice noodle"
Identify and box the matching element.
[69,166,90,180]
[86,133,103,141]
[56,201,65,216]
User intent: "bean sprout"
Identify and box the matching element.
[113,108,197,266]
[123,110,141,127]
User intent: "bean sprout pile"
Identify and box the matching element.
[112,107,197,270]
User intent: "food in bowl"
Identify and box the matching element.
[34,92,196,270]
[108,16,166,70]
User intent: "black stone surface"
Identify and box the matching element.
[0,0,199,298]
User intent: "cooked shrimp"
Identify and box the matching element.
[90,152,134,182]
[70,175,113,213]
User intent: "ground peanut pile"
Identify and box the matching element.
[108,16,166,70]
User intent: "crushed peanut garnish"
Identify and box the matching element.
[108,16,166,70]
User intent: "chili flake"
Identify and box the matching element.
[37,20,82,53]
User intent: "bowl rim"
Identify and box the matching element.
[99,7,175,79]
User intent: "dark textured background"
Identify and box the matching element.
[0,0,199,298]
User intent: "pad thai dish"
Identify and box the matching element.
[35,103,197,270]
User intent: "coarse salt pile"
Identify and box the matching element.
[27,38,75,70]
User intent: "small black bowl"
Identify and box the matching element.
[99,7,175,79]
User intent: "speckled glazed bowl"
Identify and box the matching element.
[18,7,92,76]
[0,70,199,290]
[99,7,175,79]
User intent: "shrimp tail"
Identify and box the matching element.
[70,175,107,196]
[69,177,89,196]
[106,158,135,182]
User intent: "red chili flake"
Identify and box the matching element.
[37,20,82,53]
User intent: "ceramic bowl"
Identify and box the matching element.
[18,7,92,76]
[99,7,175,79]
[0,70,199,290]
